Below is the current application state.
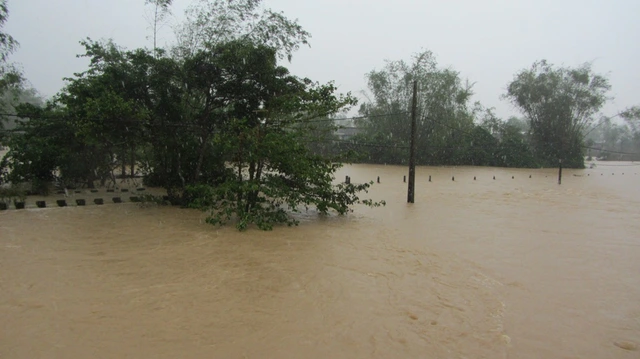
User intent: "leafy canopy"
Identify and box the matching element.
[505,60,611,167]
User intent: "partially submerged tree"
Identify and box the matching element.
[1,103,72,194]
[3,36,383,229]
[504,60,611,168]
[184,41,385,230]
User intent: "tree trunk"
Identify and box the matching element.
[247,160,265,213]
[255,159,264,184]
[193,133,211,183]
[176,151,186,188]
[236,162,243,205]
[248,160,255,181]
[120,149,126,178]
[130,147,136,178]
[87,172,96,189]
[245,159,257,212]
[153,4,158,56]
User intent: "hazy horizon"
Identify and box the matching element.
[6,0,640,121]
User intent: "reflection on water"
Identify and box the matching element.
[1,163,639,358]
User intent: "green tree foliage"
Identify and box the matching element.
[182,42,382,230]
[359,51,474,150]
[476,112,537,167]
[57,39,152,185]
[0,0,17,63]
[622,106,640,133]
[584,107,640,161]
[495,120,538,168]
[302,115,341,158]
[174,0,310,61]
[0,0,23,136]
[355,51,525,167]
[621,107,640,160]
[2,36,382,229]
[1,103,73,193]
[0,85,43,134]
[505,60,611,168]
[144,0,172,56]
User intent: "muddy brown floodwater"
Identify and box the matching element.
[1,163,639,358]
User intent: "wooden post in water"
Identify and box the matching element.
[407,81,418,203]
[558,159,563,185]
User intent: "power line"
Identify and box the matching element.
[306,138,410,149]
[281,112,409,126]
[587,163,640,167]
[321,112,409,122]
[5,108,640,157]
[582,112,624,139]
[427,115,640,157]
[583,146,640,156]
[0,110,408,126]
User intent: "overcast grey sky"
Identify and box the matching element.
[5,0,640,120]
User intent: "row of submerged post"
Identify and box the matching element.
[0,196,147,210]
[0,187,150,211]
[58,187,145,195]
[343,171,637,186]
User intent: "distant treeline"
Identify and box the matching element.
[308,55,640,168]
[310,115,539,168]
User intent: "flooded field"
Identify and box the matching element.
[1,163,639,358]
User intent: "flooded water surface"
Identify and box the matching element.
[1,164,639,358]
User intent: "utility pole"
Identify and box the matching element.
[558,159,562,185]
[407,81,418,203]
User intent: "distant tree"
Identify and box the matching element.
[504,60,611,168]
[496,120,538,168]
[478,107,502,138]
[301,114,339,158]
[357,50,476,165]
[622,106,640,160]
[173,0,310,61]
[467,126,498,166]
[144,0,172,56]
[588,110,640,160]
[0,0,23,136]
[621,106,640,135]
[504,116,529,135]
[475,108,536,167]
[0,0,16,57]
[1,103,73,193]
[0,85,43,131]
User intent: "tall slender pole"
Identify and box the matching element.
[407,81,418,203]
[558,159,562,185]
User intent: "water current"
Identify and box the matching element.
[1,163,639,358]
